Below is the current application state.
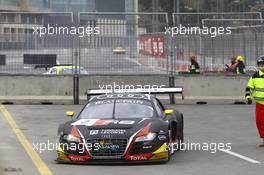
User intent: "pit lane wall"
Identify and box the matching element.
[0,75,250,104]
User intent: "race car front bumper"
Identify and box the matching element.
[56,143,169,164]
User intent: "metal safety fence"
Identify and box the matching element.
[78,12,169,75]
[169,12,264,74]
[0,12,264,75]
[0,12,74,74]
[0,12,170,75]
[172,12,263,27]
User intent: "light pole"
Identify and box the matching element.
[173,0,180,26]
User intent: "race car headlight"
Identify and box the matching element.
[135,133,156,142]
[63,134,81,143]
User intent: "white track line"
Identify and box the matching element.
[219,149,261,164]
[124,57,142,66]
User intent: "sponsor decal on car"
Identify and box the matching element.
[94,99,145,105]
[72,119,135,126]
[68,155,91,162]
[99,143,120,151]
[159,130,166,134]
[101,129,126,135]
[125,153,153,161]
[130,155,148,161]
[158,135,167,141]
[142,145,153,149]
[90,130,99,135]
[96,94,146,100]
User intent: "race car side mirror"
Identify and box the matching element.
[164,109,174,115]
[66,111,75,118]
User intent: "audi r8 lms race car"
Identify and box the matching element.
[57,93,184,164]
[43,66,89,75]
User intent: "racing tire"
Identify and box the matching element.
[176,115,184,151]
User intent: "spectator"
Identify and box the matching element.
[236,55,245,74]
[189,56,200,74]
[225,57,237,73]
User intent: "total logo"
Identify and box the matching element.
[68,155,90,161]
[129,155,148,161]
[126,153,153,161]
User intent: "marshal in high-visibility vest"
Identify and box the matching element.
[245,55,264,147]
[189,56,200,74]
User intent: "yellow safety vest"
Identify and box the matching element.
[247,71,264,104]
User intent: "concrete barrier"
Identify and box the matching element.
[0,74,250,104]
[174,75,248,98]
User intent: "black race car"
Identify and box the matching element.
[56,93,184,163]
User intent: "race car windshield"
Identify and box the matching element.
[79,99,154,119]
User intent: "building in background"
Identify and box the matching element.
[96,0,125,12]
[0,0,136,13]
[0,0,50,12]
[50,0,95,13]
[50,0,135,13]
[139,0,264,14]
[0,0,138,44]
[0,0,51,43]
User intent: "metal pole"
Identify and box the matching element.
[169,75,175,104]
[73,48,79,105]
[242,31,247,65]
[174,0,180,26]
[173,0,176,13]
[255,29,258,61]
[169,36,175,104]
[231,33,235,58]
[202,36,206,72]
[73,13,79,105]
[222,34,225,68]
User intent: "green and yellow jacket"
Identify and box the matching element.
[246,71,264,105]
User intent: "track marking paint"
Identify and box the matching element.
[0,105,53,175]
[219,149,261,164]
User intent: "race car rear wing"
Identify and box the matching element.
[85,87,184,101]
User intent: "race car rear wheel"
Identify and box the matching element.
[168,130,175,155]
[176,115,184,151]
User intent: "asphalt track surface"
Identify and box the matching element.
[0,49,163,74]
[0,104,263,175]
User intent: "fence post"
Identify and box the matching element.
[221,34,225,69]
[168,35,175,104]
[254,29,258,60]
[73,48,79,105]
[242,31,247,64]
[169,75,175,104]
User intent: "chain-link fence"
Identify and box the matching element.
[78,12,169,75]
[173,12,263,27]
[0,12,170,75]
[0,12,74,74]
[170,13,264,74]
[1,12,264,75]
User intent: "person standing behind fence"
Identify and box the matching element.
[189,56,200,74]
[225,57,237,74]
[236,55,246,75]
[245,56,264,147]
